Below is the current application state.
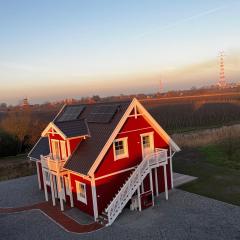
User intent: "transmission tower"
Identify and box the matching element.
[218,51,227,88]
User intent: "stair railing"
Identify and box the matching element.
[105,148,168,225]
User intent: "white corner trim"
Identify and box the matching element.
[91,178,98,221]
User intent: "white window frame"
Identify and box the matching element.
[140,132,154,157]
[60,140,67,160]
[75,181,87,204]
[113,137,129,161]
[51,139,61,160]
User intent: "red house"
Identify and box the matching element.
[28,98,180,226]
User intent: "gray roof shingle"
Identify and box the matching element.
[28,137,50,160]
[64,101,131,175]
[54,119,89,138]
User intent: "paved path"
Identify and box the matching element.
[1,176,240,239]
[0,202,102,233]
[0,175,102,233]
[173,172,197,187]
[0,175,44,207]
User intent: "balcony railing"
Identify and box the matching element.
[40,153,66,172]
[147,148,168,167]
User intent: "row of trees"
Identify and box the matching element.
[0,100,240,158]
[0,110,56,157]
[148,102,240,133]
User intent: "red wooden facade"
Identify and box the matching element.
[32,99,180,224]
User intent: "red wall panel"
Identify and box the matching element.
[69,138,82,154]
[70,173,94,216]
[95,170,133,214]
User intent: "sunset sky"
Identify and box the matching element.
[0,0,240,104]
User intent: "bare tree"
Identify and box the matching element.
[1,111,31,153]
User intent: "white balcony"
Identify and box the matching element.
[147,148,168,167]
[40,154,66,173]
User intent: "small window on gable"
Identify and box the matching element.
[113,137,129,160]
[52,140,61,160]
[76,181,87,204]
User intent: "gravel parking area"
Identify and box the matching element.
[0,175,44,207]
[0,175,240,240]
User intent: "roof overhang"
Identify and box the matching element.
[41,122,67,139]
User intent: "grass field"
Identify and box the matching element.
[0,154,36,181]
[173,140,240,206]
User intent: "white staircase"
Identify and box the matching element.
[97,148,168,226]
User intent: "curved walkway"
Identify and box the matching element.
[0,202,103,233]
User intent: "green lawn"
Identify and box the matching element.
[173,140,240,206]
[199,139,240,170]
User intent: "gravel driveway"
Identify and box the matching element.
[0,176,240,240]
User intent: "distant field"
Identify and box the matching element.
[0,154,36,181]
[173,139,240,206]
[147,102,240,133]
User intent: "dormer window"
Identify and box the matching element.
[60,141,67,160]
[113,137,129,160]
[52,140,61,160]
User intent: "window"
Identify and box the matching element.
[51,140,61,160]
[76,181,87,204]
[60,141,67,160]
[113,137,129,160]
[141,132,154,157]
[142,135,151,149]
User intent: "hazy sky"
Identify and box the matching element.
[0,0,240,104]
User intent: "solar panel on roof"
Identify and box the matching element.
[57,105,85,122]
[87,104,119,123]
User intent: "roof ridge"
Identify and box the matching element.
[55,118,86,124]
[65,99,132,107]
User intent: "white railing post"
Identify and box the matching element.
[68,172,74,208]
[154,167,159,196]
[137,173,141,212]
[149,167,154,206]
[50,173,56,206]
[42,169,49,202]
[163,164,168,200]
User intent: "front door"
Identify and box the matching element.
[141,133,154,158]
